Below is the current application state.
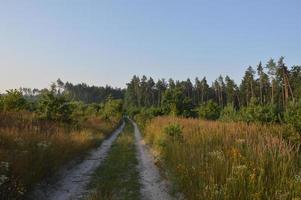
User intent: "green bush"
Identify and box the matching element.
[69,101,88,122]
[2,90,27,111]
[239,102,277,123]
[197,100,221,120]
[219,104,239,122]
[162,87,195,117]
[132,107,164,131]
[284,101,301,132]
[258,103,278,122]
[86,103,101,116]
[164,123,183,141]
[126,106,141,118]
[101,98,123,121]
[37,91,72,122]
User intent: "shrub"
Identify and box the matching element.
[164,123,183,141]
[162,87,196,117]
[2,90,27,111]
[219,104,239,122]
[133,107,165,129]
[36,91,72,122]
[101,98,123,121]
[86,103,101,116]
[258,103,278,122]
[284,100,301,132]
[239,102,278,123]
[69,101,88,122]
[197,100,221,120]
[126,107,140,118]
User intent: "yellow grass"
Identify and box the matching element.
[144,116,301,200]
[0,112,120,199]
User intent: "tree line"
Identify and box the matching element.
[125,57,301,131]
[1,57,301,131]
[0,80,124,124]
[19,79,124,104]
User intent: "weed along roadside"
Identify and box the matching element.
[29,121,125,200]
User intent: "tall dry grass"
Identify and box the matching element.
[0,112,120,199]
[144,116,301,200]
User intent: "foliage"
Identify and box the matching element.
[133,107,164,131]
[68,101,91,123]
[164,123,183,141]
[197,100,221,120]
[101,98,123,121]
[63,81,124,104]
[124,58,301,123]
[284,100,301,132]
[219,104,239,122]
[2,90,27,111]
[125,106,138,118]
[162,86,196,117]
[36,91,72,122]
[238,100,278,123]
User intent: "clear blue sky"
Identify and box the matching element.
[1,0,301,91]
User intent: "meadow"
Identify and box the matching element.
[143,116,301,200]
[0,111,120,199]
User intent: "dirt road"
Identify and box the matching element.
[132,121,173,200]
[31,122,125,200]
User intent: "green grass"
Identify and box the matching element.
[86,120,140,200]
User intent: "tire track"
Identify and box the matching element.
[132,121,173,200]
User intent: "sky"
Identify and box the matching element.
[0,0,301,91]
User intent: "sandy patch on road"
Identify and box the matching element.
[132,121,173,200]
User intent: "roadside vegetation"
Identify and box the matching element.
[143,116,301,199]
[86,120,140,200]
[122,58,301,199]
[0,82,123,199]
[125,57,301,199]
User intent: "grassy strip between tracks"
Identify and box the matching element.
[86,120,140,200]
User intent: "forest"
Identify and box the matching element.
[1,57,301,200]
[125,57,301,131]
